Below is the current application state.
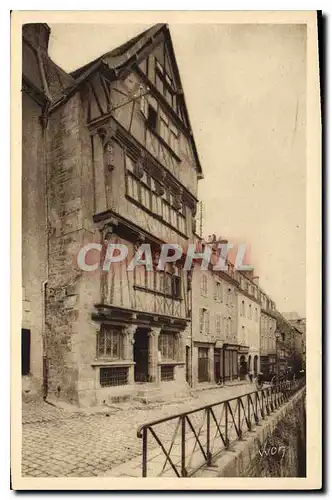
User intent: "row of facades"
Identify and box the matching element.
[21,23,305,407]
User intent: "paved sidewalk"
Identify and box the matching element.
[22,383,254,477]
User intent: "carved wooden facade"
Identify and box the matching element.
[72,23,202,402]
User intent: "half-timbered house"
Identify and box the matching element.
[190,238,241,387]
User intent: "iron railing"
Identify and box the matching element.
[137,378,305,477]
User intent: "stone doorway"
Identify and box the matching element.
[254,355,258,376]
[134,328,149,382]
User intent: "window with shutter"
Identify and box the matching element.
[199,309,204,334]
[160,113,169,143]
[147,105,158,131]
[216,313,221,336]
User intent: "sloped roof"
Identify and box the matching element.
[69,23,202,178]
[22,22,203,177]
[22,31,76,105]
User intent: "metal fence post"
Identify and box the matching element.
[225,402,229,448]
[181,416,187,476]
[207,407,212,465]
[238,398,242,439]
[142,427,147,477]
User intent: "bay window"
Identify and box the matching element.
[140,95,180,157]
[134,260,182,300]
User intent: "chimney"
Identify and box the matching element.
[22,23,50,52]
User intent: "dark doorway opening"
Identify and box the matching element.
[214,349,222,383]
[224,350,230,381]
[198,347,209,383]
[248,355,252,373]
[22,328,31,376]
[134,328,149,382]
[254,355,258,376]
[185,346,190,384]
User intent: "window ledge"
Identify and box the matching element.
[158,361,185,366]
[125,195,189,239]
[133,284,182,301]
[91,360,135,367]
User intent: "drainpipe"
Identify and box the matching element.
[40,101,50,400]
[41,280,48,399]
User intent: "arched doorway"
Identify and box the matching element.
[248,355,252,373]
[253,355,258,376]
[239,355,247,380]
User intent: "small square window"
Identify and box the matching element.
[161,365,174,381]
[147,105,158,131]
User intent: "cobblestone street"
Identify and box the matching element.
[22,383,253,477]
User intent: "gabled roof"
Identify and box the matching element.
[70,24,163,83]
[22,23,203,177]
[69,23,203,178]
[22,27,76,106]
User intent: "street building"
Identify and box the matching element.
[274,312,303,376]
[283,313,306,370]
[22,23,203,406]
[190,240,240,387]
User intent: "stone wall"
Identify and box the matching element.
[45,92,98,404]
[244,390,306,477]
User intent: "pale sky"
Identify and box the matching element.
[48,23,306,316]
